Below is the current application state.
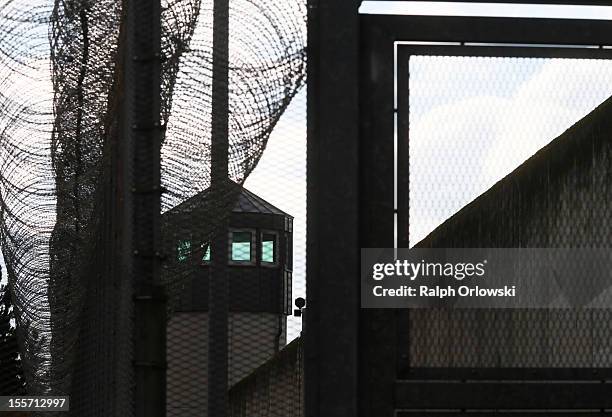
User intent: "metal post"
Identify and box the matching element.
[209,0,230,415]
[125,0,166,415]
[305,1,360,417]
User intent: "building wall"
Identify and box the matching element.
[229,337,303,417]
[166,312,285,417]
[407,96,612,368]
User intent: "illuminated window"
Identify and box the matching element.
[261,232,277,264]
[231,231,253,262]
[202,243,211,263]
[177,240,191,262]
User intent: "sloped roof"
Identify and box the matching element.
[415,94,612,248]
[164,180,291,218]
[233,186,290,216]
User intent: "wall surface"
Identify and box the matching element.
[407,95,612,368]
[229,337,303,417]
[166,312,285,417]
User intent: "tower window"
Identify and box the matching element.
[202,243,211,263]
[261,232,277,264]
[230,230,253,263]
[177,240,191,262]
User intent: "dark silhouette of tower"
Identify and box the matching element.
[163,183,293,416]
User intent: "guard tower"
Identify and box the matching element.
[163,183,293,417]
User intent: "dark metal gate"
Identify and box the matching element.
[359,9,612,417]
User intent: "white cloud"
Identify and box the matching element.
[409,56,612,246]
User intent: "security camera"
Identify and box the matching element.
[294,297,306,317]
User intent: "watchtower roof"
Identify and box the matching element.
[233,186,289,216]
[164,180,292,218]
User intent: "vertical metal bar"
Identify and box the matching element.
[126,0,166,414]
[358,16,397,417]
[396,47,410,249]
[306,1,360,417]
[209,0,230,415]
[395,47,412,380]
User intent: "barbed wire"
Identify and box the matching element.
[0,0,306,402]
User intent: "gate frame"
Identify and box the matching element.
[359,11,612,417]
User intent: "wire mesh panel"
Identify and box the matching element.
[403,53,612,369]
[229,338,303,417]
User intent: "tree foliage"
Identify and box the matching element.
[0,282,25,395]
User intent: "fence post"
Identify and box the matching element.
[209,0,230,415]
[125,0,166,414]
[305,0,360,416]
